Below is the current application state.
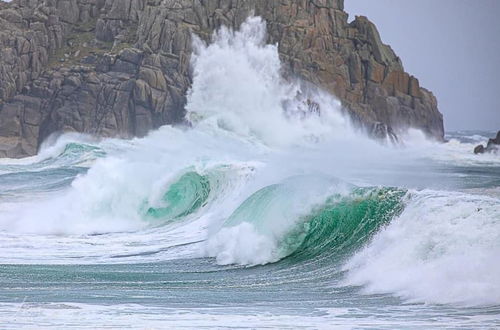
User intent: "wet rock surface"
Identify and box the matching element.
[0,0,444,158]
[474,131,500,154]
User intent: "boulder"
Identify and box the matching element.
[474,130,500,154]
[474,144,485,154]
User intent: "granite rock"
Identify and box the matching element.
[0,0,445,157]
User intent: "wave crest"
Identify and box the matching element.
[206,177,406,266]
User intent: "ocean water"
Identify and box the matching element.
[0,17,499,329]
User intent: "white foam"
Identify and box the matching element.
[401,129,500,166]
[343,190,500,307]
[1,303,498,329]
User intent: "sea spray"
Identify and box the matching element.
[187,16,351,147]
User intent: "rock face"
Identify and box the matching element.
[474,131,500,154]
[0,0,444,158]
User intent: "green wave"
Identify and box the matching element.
[215,176,406,265]
[283,187,407,262]
[61,142,105,157]
[223,183,282,229]
[142,171,211,221]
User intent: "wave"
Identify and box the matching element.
[205,181,500,307]
[0,133,106,170]
[141,164,257,225]
[205,176,406,265]
[289,187,406,261]
[343,190,500,307]
[141,171,211,221]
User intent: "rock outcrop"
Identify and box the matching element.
[474,131,500,154]
[0,0,444,158]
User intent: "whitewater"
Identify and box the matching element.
[0,17,499,329]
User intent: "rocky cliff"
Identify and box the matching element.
[0,0,444,157]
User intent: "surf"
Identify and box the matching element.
[0,16,498,312]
